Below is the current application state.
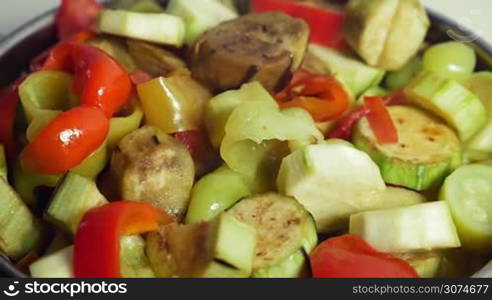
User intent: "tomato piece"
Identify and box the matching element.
[276,70,350,122]
[55,0,104,40]
[311,235,418,278]
[20,106,109,174]
[71,44,132,117]
[74,201,173,278]
[365,96,399,144]
[251,0,347,49]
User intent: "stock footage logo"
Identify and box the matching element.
[3,281,20,297]
[446,9,483,43]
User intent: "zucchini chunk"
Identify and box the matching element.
[343,0,430,70]
[45,173,108,234]
[111,126,195,220]
[379,186,427,208]
[146,213,256,277]
[30,246,74,278]
[277,141,386,233]
[186,165,251,224]
[354,106,462,191]
[350,201,461,253]
[464,72,492,161]
[97,10,186,47]
[308,44,385,96]
[405,70,487,141]
[440,163,492,253]
[167,0,238,45]
[396,251,442,278]
[0,178,43,259]
[228,193,317,277]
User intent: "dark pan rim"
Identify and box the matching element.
[1,6,492,278]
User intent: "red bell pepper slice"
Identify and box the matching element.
[20,106,109,174]
[41,42,132,118]
[327,92,403,141]
[0,76,26,158]
[56,0,105,40]
[311,235,418,278]
[37,31,95,72]
[71,43,132,117]
[130,70,153,85]
[74,201,173,278]
[365,96,399,144]
[275,70,350,122]
[251,0,347,49]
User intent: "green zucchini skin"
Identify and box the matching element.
[353,106,462,191]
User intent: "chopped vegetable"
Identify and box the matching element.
[228,193,317,278]
[364,96,398,144]
[119,235,155,278]
[396,251,442,278]
[354,106,461,190]
[74,201,170,278]
[251,0,347,49]
[308,44,385,96]
[221,86,323,191]
[112,0,164,13]
[107,102,144,149]
[440,163,492,253]
[0,178,43,259]
[186,165,251,224]
[356,86,388,106]
[21,106,109,175]
[97,10,186,47]
[30,246,74,278]
[343,0,430,70]
[275,70,351,122]
[405,70,487,141]
[127,40,186,77]
[55,0,104,40]
[13,165,62,207]
[70,144,109,179]
[350,201,461,253]
[110,126,195,220]
[311,235,418,278]
[190,12,309,93]
[46,173,108,234]
[167,0,238,45]
[205,82,274,148]
[146,212,256,277]
[277,141,386,233]
[379,187,427,208]
[385,56,422,90]
[88,36,137,73]
[423,41,476,82]
[137,73,211,134]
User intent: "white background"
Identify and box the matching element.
[0,0,491,42]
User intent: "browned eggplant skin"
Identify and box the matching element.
[189,12,310,93]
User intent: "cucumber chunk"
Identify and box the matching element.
[167,0,237,45]
[186,165,251,224]
[308,44,385,96]
[0,145,6,180]
[0,178,43,259]
[277,142,386,233]
[385,56,422,91]
[354,106,462,191]
[228,193,317,278]
[350,201,461,253]
[45,173,107,234]
[30,246,73,278]
[146,212,256,277]
[440,163,492,253]
[97,10,185,47]
[405,70,487,141]
[379,187,427,208]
